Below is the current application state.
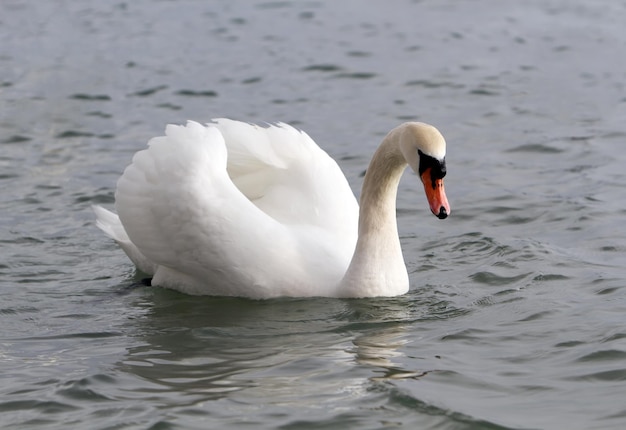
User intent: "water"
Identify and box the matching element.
[1,0,625,428]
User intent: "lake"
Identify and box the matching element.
[1,0,625,429]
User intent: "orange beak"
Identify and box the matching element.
[421,169,450,219]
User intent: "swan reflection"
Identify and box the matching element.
[116,288,441,410]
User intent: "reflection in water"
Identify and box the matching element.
[118,290,355,405]
[353,327,432,381]
[346,298,437,381]
[119,289,454,408]
[116,288,447,408]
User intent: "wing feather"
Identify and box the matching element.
[111,120,358,296]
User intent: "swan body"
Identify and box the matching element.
[94,119,449,298]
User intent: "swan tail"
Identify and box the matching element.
[93,205,157,275]
[93,204,129,242]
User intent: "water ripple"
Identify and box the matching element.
[57,377,114,402]
[0,400,78,414]
[175,89,218,97]
[130,85,168,97]
[470,271,531,286]
[386,385,518,430]
[69,93,111,101]
[2,135,31,144]
[576,350,626,362]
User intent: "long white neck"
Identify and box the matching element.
[339,128,410,297]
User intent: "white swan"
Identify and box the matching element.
[94,119,450,298]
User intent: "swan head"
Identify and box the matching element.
[397,122,450,219]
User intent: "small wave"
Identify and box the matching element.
[470,271,531,286]
[569,369,626,382]
[56,376,115,402]
[506,143,564,153]
[0,399,77,414]
[130,85,168,97]
[156,103,182,110]
[386,384,518,429]
[576,349,626,363]
[334,72,377,80]
[69,93,111,101]
[175,89,218,97]
[302,64,343,72]
[0,306,38,316]
[2,135,31,144]
[405,79,464,89]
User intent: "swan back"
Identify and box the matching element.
[111,120,359,297]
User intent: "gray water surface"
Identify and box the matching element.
[2,1,626,429]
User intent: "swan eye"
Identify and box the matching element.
[418,150,446,180]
